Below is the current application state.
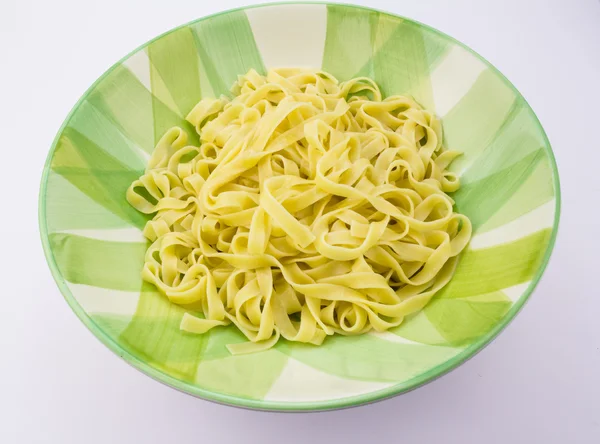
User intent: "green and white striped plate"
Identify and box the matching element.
[39,2,560,411]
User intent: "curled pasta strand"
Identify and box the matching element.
[127,68,472,354]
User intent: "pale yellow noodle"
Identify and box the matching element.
[126,68,472,355]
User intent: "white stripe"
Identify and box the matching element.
[246,5,327,69]
[430,46,486,117]
[67,283,140,316]
[264,357,394,402]
[58,227,146,243]
[123,49,152,91]
[369,331,421,345]
[501,281,531,302]
[470,200,555,250]
[135,145,151,161]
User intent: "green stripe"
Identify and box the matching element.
[91,314,133,339]
[147,26,202,115]
[119,285,206,381]
[438,228,552,299]
[323,6,449,107]
[49,233,146,291]
[119,289,287,390]
[391,311,449,345]
[45,171,132,232]
[478,159,555,233]
[322,5,377,79]
[424,292,512,346]
[454,149,546,232]
[50,127,149,229]
[151,96,199,147]
[191,11,266,96]
[195,349,288,399]
[146,27,202,144]
[68,100,146,170]
[193,39,229,99]
[84,64,154,152]
[277,333,460,383]
[444,69,516,171]
[86,64,194,152]
[460,101,546,184]
[370,14,449,109]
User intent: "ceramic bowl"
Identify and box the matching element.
[39,3,560,411]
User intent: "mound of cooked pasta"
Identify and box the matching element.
[126,68,472,354]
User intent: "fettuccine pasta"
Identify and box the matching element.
[126,68,472,355]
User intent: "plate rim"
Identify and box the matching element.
[38,1,562,412]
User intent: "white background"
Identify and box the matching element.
[1,0,599,442]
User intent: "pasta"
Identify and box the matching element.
[126,68,472,355]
